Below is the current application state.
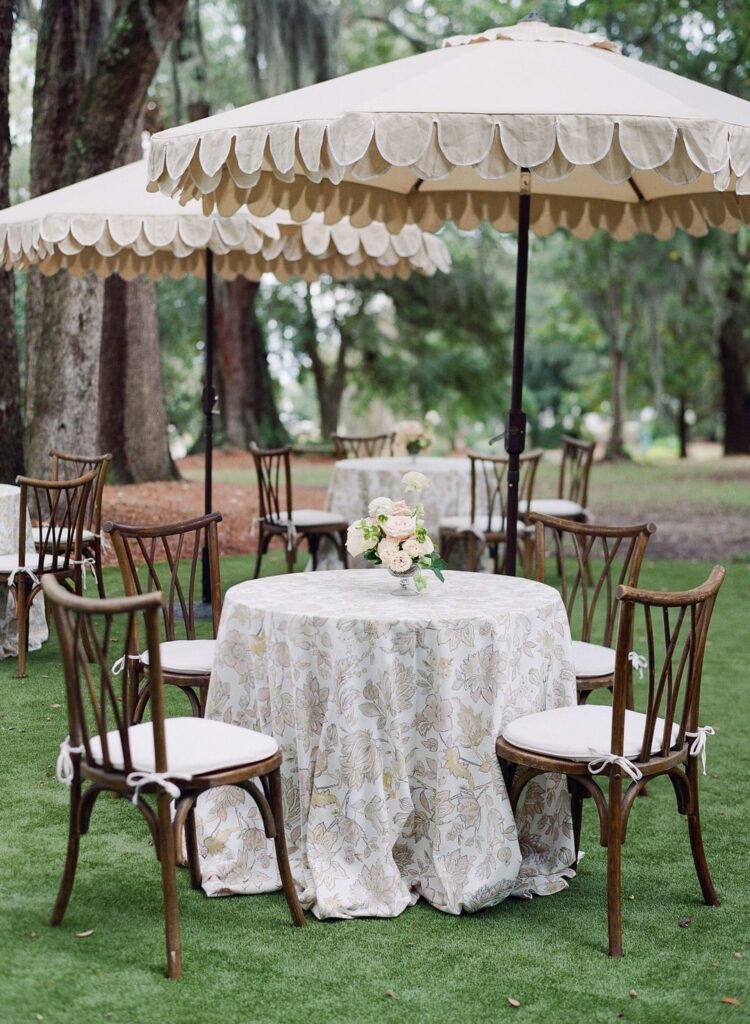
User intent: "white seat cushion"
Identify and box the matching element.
[521,498,586,519]
[0,553,55,574]
[573,640,616,679]
[32,526,96,545]
[88,717,278,776]
[140,639,216,676]
[439,514,531,534]
[269,509,347,528]
[503,704,679,762]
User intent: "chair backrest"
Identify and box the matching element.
[611,566,725,761]
[50,451,112,534]
[467,448,543,530]
[104,513,222,641]
[558,436,595,508]
[250,443,292,524]
[42,574,168,775]
[531,514,655,648]
[17,470,97,574]
[332,433,394,459]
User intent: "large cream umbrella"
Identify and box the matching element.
[147,16,750,573]
[0,158,449,601]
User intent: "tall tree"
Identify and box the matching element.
[24,0,187,477]
[0,0,23,482]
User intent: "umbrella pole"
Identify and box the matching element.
[202,248,216,604]
[504,171,531,577]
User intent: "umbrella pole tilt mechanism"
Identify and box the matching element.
[504,170,531,576]
[201,247,217,607]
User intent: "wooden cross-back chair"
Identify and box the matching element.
[531,513,656,703]
[439,448,543,575]
[0,470,96,677]
[105,512,222,719]
[497,565,725,957]
[523,435,596,523]
[42,575,304,981]
[39,451,113,598]
[332,433,394,460]
[250,443,348,576]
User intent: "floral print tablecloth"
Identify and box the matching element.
[198,569,576,919]
[0,484,48,658]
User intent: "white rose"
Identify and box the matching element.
[402,537,421,558]
[346,520,368,557]
[425,409,441,426]
[401,471,430,494]
[378,537,399,563]
[368,496,395,518]
[419,535,434,555]
[389,550,413,574]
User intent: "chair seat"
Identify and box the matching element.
[0,553,55,575]
[140,639,216,676]
[267,509,347,529]
[32,526,96,546]
[439,514,531,535]
[502,704,680,762]
[88,717,279,776]
[573,640,616,679]
[521,498,586,519]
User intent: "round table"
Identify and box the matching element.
[326,456,473,538]
[198,570,576,919]
[0,484,48,658]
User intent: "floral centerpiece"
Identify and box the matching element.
[346,471,447,593]
[393,419,434,457]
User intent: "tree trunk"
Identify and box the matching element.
[608,345,628,460]
[123,278,176,480]
[677,396,689,459]
[25,272,105,474]
[24,0,187,477]
[717,257,750,455]
[215,277,288,447]
[0,0,23,482]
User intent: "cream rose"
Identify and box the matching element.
[368,496,395,518]
[401,471,430,494]
[346,520,376,557]
[388,550,413,574]
[382,515,416,540]
[419,535,434,555]
[377,537,399,563]
[402,537,422,559]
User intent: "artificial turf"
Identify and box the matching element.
[0,554,748,1024]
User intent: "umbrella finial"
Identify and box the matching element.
[520,11,547,23]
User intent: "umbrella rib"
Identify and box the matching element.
[627,176,646,203]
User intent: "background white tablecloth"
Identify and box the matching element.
[327,456,473,537]
[0,484,48,658]
[198,570,577,919]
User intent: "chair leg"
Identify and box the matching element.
[686,759,719,906]
[253,528,267,580]
[339,530,348,569]
[51,771,82,926]
[93,541,106,599]
[285,538,296,575]
[156,792,183,980]
[569,779,585,869]
[267,768,305,927]
[14,577,28,678]
[184,802,203,891]
[308,533,321,571]
[606,774,624,957]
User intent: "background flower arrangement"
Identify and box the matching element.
[393,419,434,457]
[346,472,447,591]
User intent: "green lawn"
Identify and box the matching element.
[1,556,748,1024]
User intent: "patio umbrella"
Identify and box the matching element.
[147,16,750,573]
[0,159,450,600]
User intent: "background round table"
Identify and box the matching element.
[0,484,48,658]
[326,456,474,538]
[198,569,576,919]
